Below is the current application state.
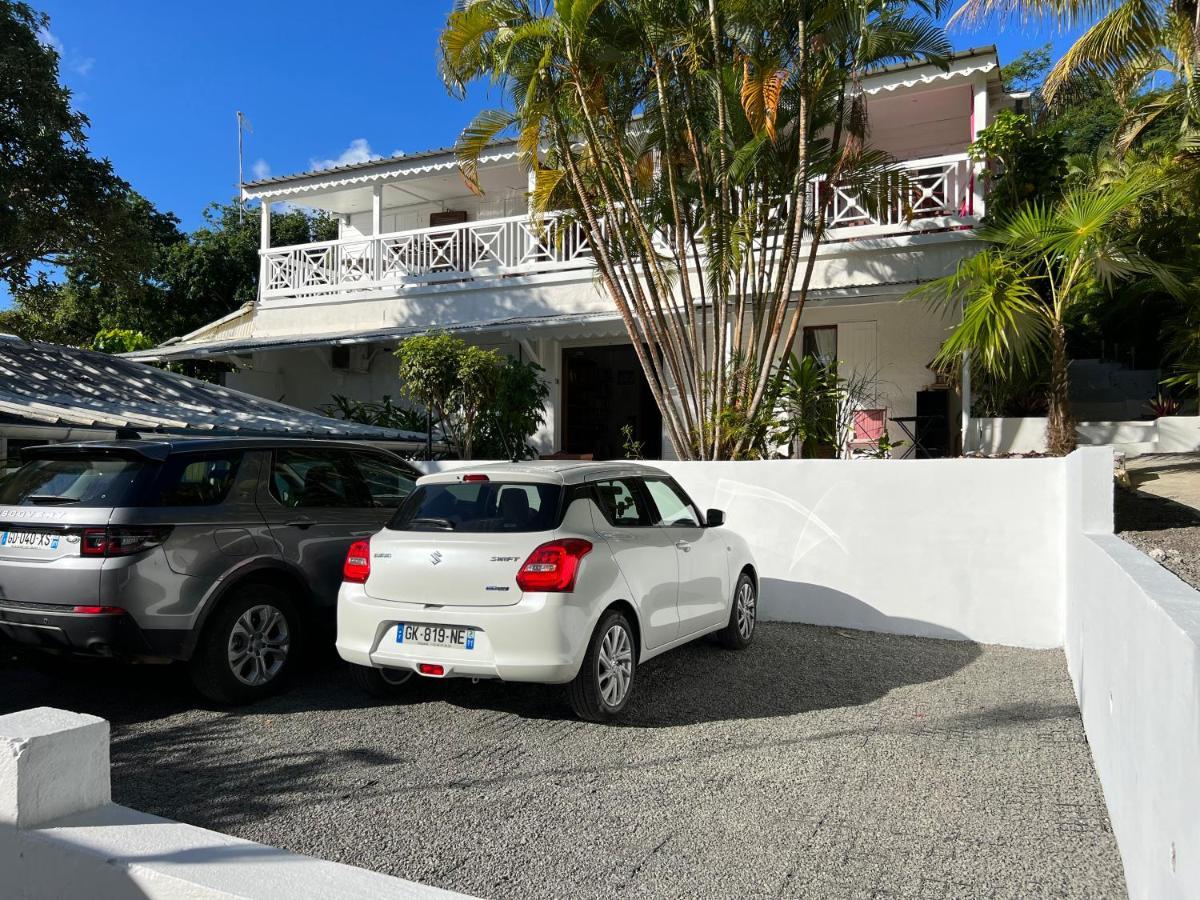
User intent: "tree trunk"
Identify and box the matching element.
[1046,321,1075,456]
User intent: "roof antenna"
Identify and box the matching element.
[115,427,141,440]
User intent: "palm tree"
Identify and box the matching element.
[440,0,950,459]
[910,170,1178,454]
[951,0,1200,152]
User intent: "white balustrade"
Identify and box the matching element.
[259,154,977,301]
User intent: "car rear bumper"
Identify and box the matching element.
[335,585,594,684]
[0,601,188,660]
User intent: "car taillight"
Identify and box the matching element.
[80,526,171,558]
[343,539,371,584]
[461,473,489,482]
[516,539,593,593]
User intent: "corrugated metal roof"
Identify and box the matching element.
[0,335,424,442]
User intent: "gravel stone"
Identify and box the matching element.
[1117,483,1200,591]
[0,624,1125,898]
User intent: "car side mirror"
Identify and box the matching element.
[706,508,725,527]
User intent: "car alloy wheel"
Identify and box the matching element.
[736,579,756,640]
[597,623,634,707]
[227,603,290,686]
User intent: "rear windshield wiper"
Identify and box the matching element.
[24,495,79,506]
[407,517,455,531]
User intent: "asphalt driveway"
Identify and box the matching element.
[1,624,1125,898]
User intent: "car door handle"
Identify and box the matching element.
[285,519,315,529]
[675,540,691,552]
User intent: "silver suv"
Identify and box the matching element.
[0,438,419,703]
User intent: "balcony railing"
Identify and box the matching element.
[261,212,597,301]
[259,153,977,302]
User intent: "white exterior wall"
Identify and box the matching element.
[422,457,1068,648]
[0,709,464,900]
[1065,448,1200,899]
[971,416,1200,457]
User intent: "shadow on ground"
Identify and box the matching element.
[1116,484,1200,532]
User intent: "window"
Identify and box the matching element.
[591,478,654,527]
[803,325,838,371]
[643,478,701,527]
[270,450,370,509]
[155,454,242,506]
[351,453,417,509]
[389,481,562,533]
[0,457,145,508]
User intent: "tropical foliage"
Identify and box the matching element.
[911,169,1180,454]
[393,333,549,459]
[441,0,951,459]
[951,0,1200,153]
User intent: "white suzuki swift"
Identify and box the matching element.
[336,461,758,721]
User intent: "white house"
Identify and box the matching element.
[128,47,1015,459]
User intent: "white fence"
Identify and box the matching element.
[969,415,1200,457]
[1065,449,1200,899]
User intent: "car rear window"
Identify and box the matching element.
[0,457,146,508]
[389,481,562,532]
[153,453,242,506]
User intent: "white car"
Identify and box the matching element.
[336,461,758,721]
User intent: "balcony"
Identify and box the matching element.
[258,153,977,303]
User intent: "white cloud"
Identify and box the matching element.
[38,27,93,77]
[251,158,271,181]
[37,26,63,55]
[310,138,382,171]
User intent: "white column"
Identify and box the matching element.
[258,198,271,298]
[961,351,973,454]
[970,76,989,217]
[371,183,384,235]
[372,184,384,280]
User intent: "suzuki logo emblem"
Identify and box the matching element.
[430,550,443,566]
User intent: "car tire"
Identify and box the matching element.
[189,583,302,705]
[349,663,413,698]
[717,571,757,650]
[567,609,636,723]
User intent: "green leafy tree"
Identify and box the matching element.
[970,110,1067,221]
[395,333,512,459]
[952,0,1200,153]
[473,358,551,459]
[442,0,950,459]
[0,199,337,347]
[0,1,129,288]
[91,328,154,354]
[911,169,1180,455]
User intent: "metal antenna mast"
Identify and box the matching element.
[236,111,250,223]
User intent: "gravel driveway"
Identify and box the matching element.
[1,624,1124,898]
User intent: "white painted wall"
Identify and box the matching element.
[971,416,1200,457]
[419,457,1068,648]
[0,708,465,900]
[1064,447,1200,899]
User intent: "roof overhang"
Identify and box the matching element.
[861,46,999,96]
[122,310,628,363]
[242,146,521,203]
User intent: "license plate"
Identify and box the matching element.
[0,531,60,551]
[396,624,475,650]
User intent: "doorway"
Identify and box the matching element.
[562,344,663,460]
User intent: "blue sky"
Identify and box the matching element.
[2,0,1079,308]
